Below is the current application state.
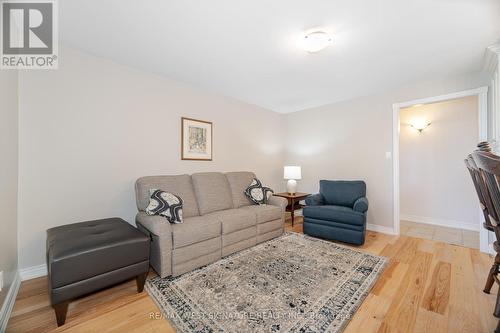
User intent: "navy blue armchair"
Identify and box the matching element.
[303,180,368,245]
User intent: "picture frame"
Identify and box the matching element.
[181,117,213,161]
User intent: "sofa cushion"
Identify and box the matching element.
[241,204,282,224]
[172,215,221,248]
[207,209,256,234]
[257,218,283,235]
[222,226,257,247]
[225,171,255,208]
[135,175,199,218]
[303,205,365,226]
[46,218,149,289]
[192,172,233,215]
[172,237,221,266]
[319,180,366,207]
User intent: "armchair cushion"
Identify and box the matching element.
[305,193,324,206]
[353,197,369,213]
[303,205,365,226]
[320,180,366,207]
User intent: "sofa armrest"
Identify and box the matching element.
[268,196,287,214]
[353,197,369,213]
[135,211,172,237]
[305,193,323,206]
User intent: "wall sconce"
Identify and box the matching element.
[409,119,431,133]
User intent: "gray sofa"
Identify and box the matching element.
[134,171,287,277]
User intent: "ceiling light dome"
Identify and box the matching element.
[301,30,332,53]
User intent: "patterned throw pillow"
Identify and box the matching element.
[244,178,274,205]
[146,189,183,224]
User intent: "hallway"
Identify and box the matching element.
[400,220,479,249]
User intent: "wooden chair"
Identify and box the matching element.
[465,155,496,234]
[471,150,500,332]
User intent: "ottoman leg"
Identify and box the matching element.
[53,301,69,326]
[136,272,148,293]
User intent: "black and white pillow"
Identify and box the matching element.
[244,178,274,205]
[146,189,183,224]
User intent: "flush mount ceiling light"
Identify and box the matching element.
[301,30,332,53]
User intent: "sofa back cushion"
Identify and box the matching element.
[192,172,234,215]
[319,180,366,207]
[135,175,200,218]
[225,171,256,208]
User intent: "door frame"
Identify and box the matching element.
[392,86,489,253]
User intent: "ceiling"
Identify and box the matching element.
[60,0,500,113]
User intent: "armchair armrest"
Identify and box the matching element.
[268,196,287,214]
[135,211,172,237]
[305,193,324,206]
[353,197,369,213]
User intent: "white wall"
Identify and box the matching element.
[17,47,285,269]
[0,71,19,309]
[284,72,488,230]
[399,96,479,230]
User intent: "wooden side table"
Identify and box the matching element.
[273,192,310,227]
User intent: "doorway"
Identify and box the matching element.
[392,87,489,252]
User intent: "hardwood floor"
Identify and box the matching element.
[7,218,498,332]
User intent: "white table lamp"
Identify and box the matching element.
[284,166,302,194]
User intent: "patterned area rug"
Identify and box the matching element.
[146,232,387,333]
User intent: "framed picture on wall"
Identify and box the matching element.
[181,117,213,161]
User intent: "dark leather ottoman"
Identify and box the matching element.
[46,218,150,326]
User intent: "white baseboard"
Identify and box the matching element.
[400,214,479,231]
[19,264,47,281]
[367,223,397,235]
[0,271,21,333]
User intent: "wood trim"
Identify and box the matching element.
[181,117,213,161]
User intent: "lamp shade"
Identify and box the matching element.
[284,166,302,180]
